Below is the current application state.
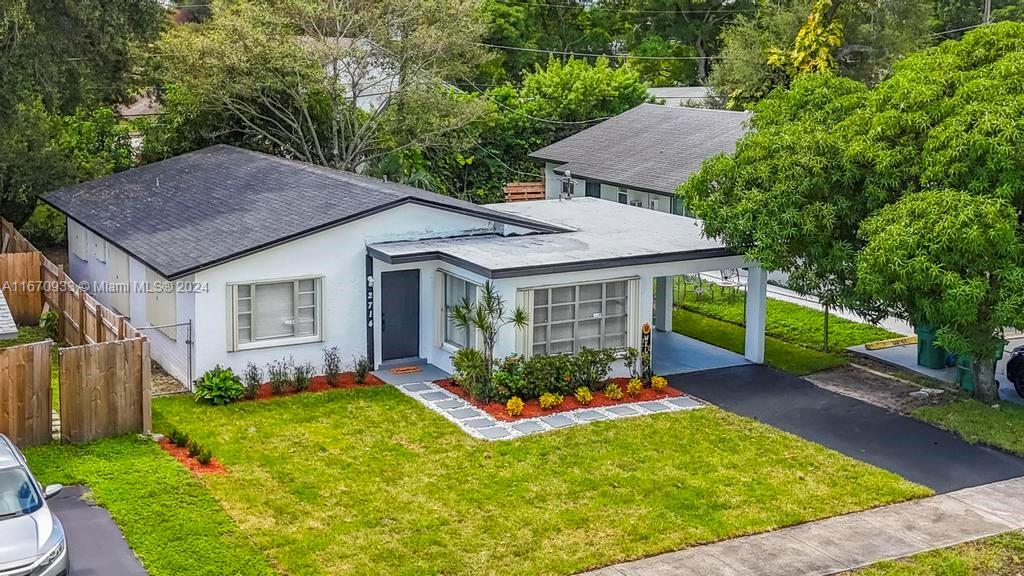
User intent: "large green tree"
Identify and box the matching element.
[709,0,932,108]
[682,23,1024,400]
[147,0,488,171]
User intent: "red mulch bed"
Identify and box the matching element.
[158,438,227,475]
[251,372,384,400]
[435,377,684,422]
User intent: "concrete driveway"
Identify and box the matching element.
[49,486,146,576]
[670,365,1024,493]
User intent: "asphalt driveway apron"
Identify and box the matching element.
[669,365,1024,493]
[49,485,147,576]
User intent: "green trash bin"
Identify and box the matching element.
[915,324,947,369]
[956,348,1003,393]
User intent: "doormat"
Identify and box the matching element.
[390,366,423,375]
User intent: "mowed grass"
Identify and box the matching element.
[25,437,275,576]
[675,282,900,353]
[915,400,1024,457]
[154,386,929,576]
[673,309,846,375]
[851,531,1024,575]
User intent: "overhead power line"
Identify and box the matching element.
[478,43,722,60]
[490,0,759,14]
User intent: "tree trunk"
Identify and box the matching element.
[972,355,999,404]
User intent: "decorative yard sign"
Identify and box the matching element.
[641,323,653,380]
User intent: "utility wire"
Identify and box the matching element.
[489,0,760,14]
[478,42,723,60]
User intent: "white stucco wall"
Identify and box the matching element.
[192,203,496,376]
[66,219,195,384]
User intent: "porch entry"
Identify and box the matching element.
[380,270,420,361]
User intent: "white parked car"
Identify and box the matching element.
[0,433,67,576]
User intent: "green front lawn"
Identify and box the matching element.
[851,531,1024,575]
[25,437,275,576]
[155,386,928,576]
[673,309,847,375]
[914,400,1024,457]
[674,279,900,353]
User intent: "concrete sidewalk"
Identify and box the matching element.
[584,476,1024,576]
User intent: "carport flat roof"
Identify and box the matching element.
[367,198,734,279]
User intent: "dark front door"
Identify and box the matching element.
[381,270,420,361]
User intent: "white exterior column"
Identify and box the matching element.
[744,263,767,363]
[654,276,673,332]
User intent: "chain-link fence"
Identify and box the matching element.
[137,320,193,394]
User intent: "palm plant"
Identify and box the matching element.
[449,281,528,377]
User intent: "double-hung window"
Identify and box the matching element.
[230,277,321,351]
[443,272,477,349]
[530,280,629,355]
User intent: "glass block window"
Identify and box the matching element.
[531,280,628,356]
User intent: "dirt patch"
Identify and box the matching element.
[805,363,956,414]
[435,377,684,421]
[250,373,383,400]
[158,438,227,475]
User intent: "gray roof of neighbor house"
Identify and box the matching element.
[44,145,565,279]
[368,197,734,278]
[529,104,750,196]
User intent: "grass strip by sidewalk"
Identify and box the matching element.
[851,530,1024,575]
[675,282,900,353]
[914,399,1024,457]
[673,309,846,375]
[25,436,275,576]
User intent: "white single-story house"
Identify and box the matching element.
[44,145,767,383]
[529,104,750,217]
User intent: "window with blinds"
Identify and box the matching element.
[531,280,628,356]
[231,278,321,350]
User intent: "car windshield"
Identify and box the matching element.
[0,468,41,518]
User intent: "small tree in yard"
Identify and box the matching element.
[857,191,1024,404]
[449,281,528,376]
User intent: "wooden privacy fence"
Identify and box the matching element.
[0,251,43,324]
[0,341,53,447]
[0,219,35,253]
[60,338,151,444]
[39,257,142,345]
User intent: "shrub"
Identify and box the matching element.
[574,386,593,405]
[353,355,372,385]
[604,382,624,401]
[194,447,214,466]
[292,362,315,392]
[242,362,262,400]
[492,356,528,402]
[506,396,525,417]
[626,378,643,397]
[167,428,189,447]
[623,347,642,381]
[39,309,59,341]
[521,354,572,397]
[569,347,617,390]
[453,348,500,401]
[539,392,563,410]
[651,375,668,392]
[323,347,342,387]
[267,359,292,395]
[187,438,201,458]
[193,365,244,406]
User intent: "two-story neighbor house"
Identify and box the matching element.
[529,104,750,215]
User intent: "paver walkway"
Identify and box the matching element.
[392,379,704,440]
[584,476,1024,576]
[671,365,1024,493]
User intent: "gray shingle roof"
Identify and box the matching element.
[530,104,751,195]
[44,145,563,279]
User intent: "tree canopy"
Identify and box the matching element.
[682,22,1024,400]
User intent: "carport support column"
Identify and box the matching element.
[654,276,672,332]
[744,263,767,364]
